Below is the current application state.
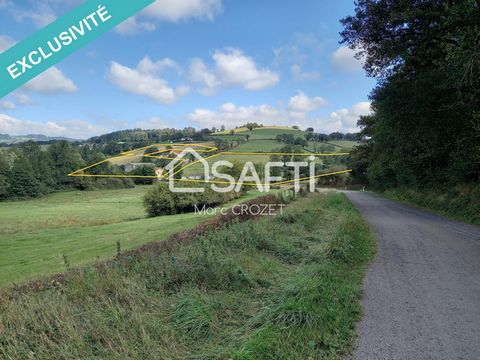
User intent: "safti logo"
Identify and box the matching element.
[69,143,351,193]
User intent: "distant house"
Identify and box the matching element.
[124,162,155,172]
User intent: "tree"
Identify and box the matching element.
[305,132,314,141]
[0,151,10,199]
[276,133,295,145]
[132,165,156,185]
[244,122,261,131]
[7,154,40,198]
[341,0,480,187]
[143,147,160,163]
[200,128,212,136]
[143,182,175,216]
[18,141,54,189]
[47,141,84,188]
[294,137,308,147]
[85,151,110,175]
[328,132,344,140]
[306,127,314,132]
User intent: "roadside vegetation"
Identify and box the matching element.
[0,187,261,287]
[0,192,375,359]
[380,185,480,225]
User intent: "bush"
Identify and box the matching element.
[143,182,240,217]
[143,182,176,216]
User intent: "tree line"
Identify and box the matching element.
[276,131,361,147]
[342,0,480,189]
[0,141,138,200]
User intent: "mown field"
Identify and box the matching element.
[183,128,356,176]
[0,192,375,359]
[0,187,261,287]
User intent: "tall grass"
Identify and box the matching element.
[382,184,480,224]
[0,192,375,359]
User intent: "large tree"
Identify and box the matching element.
[342,0,480,187]
[47,141,84,188]
[7,154,40,198]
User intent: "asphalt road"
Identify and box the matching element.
[344,191,480,360]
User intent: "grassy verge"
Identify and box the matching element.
[0,192,375,359]
[379,184,480,225]
[0,187,263,287]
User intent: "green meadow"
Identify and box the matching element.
[182,127,356,176]
[0,187,261,287]
[0,192,375,359]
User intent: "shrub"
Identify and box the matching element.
[143,182,176,216]
[144,182,240,217]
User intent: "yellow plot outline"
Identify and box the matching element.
[68,143,352,187]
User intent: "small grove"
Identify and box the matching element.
[0,192,375,359]
[143,182,241,216]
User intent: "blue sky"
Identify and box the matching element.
[0,0,375,139]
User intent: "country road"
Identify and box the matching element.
[343,191,480,360]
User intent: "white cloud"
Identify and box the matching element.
[137,56,180,74]
[188,97,370,133]
[12,4,57,28]
[189,58,220,96]
[24,67,77,94]
[288,91,326,112]
[189,48,279,94]
[331,46,364,72]
[14,92,34,105]
[189,102,282,128]
[291,64,320,81]
[108,57,189,104]
[5,0,84,28]
[0,101,15,110]
[214,49,279,90]
[0,34,15,52]
[115,16,156,35]
[143,0,222,22]
[330,101,371,132]
[115,0,223,34]
[136,116,168,129]
[0,114,106,139]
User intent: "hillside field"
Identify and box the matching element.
[0,187,261,287]
[0,192,375,359]
[183,128,356,176]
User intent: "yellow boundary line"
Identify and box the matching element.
[69,169,352,187]
[68,143,352,186]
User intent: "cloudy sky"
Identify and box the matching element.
[0,0,375,139]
